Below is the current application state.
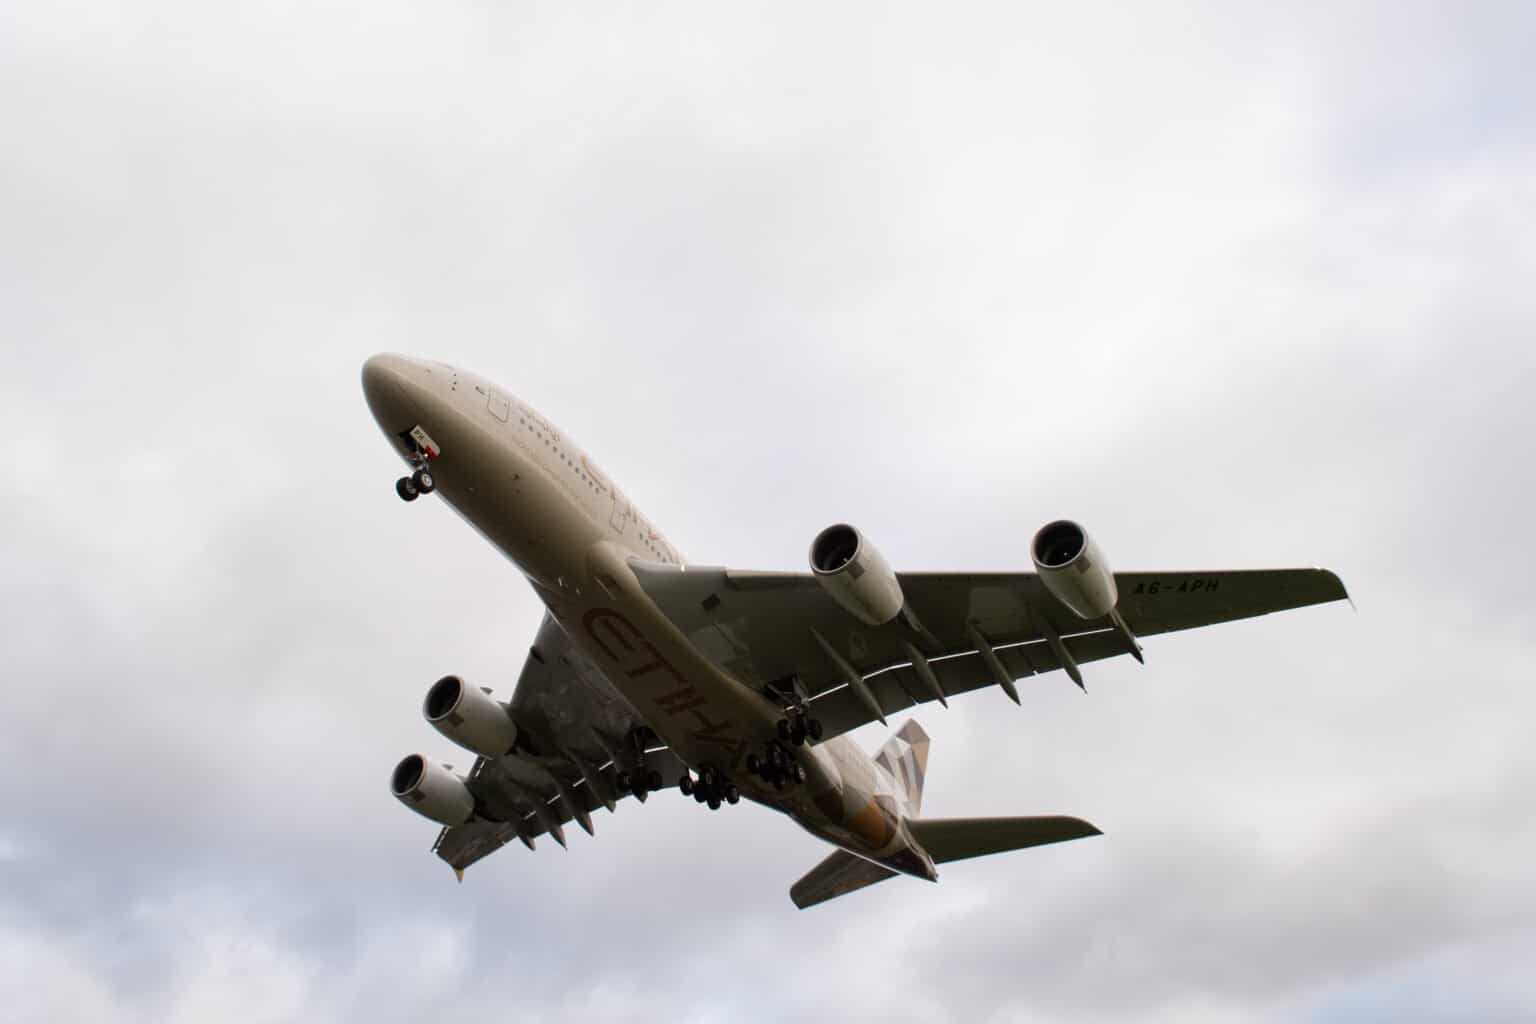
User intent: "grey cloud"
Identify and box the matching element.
[3,2,1535,1022]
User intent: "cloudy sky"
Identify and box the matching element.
[3,2,1534,1021]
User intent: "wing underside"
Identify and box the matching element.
[631,563,1347,738]
[432,614,685,873]
[435,744,688,871]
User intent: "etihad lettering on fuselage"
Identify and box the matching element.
[582,608,739,751]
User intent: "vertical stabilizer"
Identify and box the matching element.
[873,719,930,815]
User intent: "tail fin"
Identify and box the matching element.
[906,815,1102,864]
[873,719,930,815]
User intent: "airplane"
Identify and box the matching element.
[363,354,1348,908]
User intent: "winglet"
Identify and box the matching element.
[1317,568,1351,608]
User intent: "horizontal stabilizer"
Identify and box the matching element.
[790,816,1101,909]
[790,849,898,909]
[907,815,1101,864]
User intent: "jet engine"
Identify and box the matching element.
[390,753,475,827]
[423,675,518,757]
[1031,519,1118,619]
[809,523,904,626]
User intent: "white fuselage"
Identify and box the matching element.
[362,355,935,880]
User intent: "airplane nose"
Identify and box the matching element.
[361,353,422,431]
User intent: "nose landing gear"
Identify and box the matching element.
[393,428,439,502]
[395,467,436,502]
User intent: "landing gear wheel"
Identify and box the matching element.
[411,468,436,494]
[395,476,419,502]
[724,785,739,805]
[679,775,693,796]
[694,788,707,803]
[707,796,721,811]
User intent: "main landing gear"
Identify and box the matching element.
[776,713,823,747]
[604,727,663,801]
[679,766,738,811]
[745,743,807,791]
[764,678,822,748]
[395,467,436,502]
[616,767,664,799]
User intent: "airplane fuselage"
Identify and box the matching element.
[362,355,934,880]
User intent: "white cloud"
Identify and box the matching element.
[0,926,131,1024]
[2,2,1533,1021]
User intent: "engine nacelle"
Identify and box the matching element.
[809,523,904,626]
[423,675,518,757]
[1031,519,1119,619]
[390,753,475,827]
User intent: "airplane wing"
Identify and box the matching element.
[630,564,1348,740]
[432,615,687,873]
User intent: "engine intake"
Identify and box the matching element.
[810,523,904,626]
[424,675,519,757]
[1031,519,1118,619]
[390,753,475,826]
